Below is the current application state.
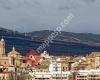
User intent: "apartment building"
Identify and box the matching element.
[76,69,100,80]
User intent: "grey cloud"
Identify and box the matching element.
[80,0,96,3]
[0,0,40,10]
[57,0,97,10]
[0,0,100,33]
[57,6,71,10]
[56,0,76,10]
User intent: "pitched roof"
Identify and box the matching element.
[26,50,42,66]
[26,50,39,57]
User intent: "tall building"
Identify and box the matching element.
[8,46,22,67]
[0,37,5,56]
[0,38,22,67]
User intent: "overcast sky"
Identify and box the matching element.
[0,0,100,33]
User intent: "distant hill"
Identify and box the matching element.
[1,28,100,56]
[28,30,100,45]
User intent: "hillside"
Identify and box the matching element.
[28,30,100,46]
[1,28,100,56]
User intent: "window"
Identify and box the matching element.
[29,55,33,59]
[4,62,6,64]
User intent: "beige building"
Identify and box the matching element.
[8,46,22,67]
[0,38,5,57]
[0,38,23,80]
[87,52,100,69]
[0,72,15,80]
[0,38,10,67]
[75,70,100,80]
[0,38,22,67]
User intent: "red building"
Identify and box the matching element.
[25,50,42,66]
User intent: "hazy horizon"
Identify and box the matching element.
[1,27,100,35]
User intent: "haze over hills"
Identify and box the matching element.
[28,30,100,45]
[1,27,100,56]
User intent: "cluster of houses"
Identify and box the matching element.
[0,38,100,80]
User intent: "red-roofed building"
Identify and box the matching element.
[25,50,42,66]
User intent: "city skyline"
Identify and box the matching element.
[0,1,100,79]
[0,37,100,80]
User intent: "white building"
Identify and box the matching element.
[29,71,71,80]
[49,61,61,72]
[41,51,50,59]
[76,69,100,80]
[29,61,71,80]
